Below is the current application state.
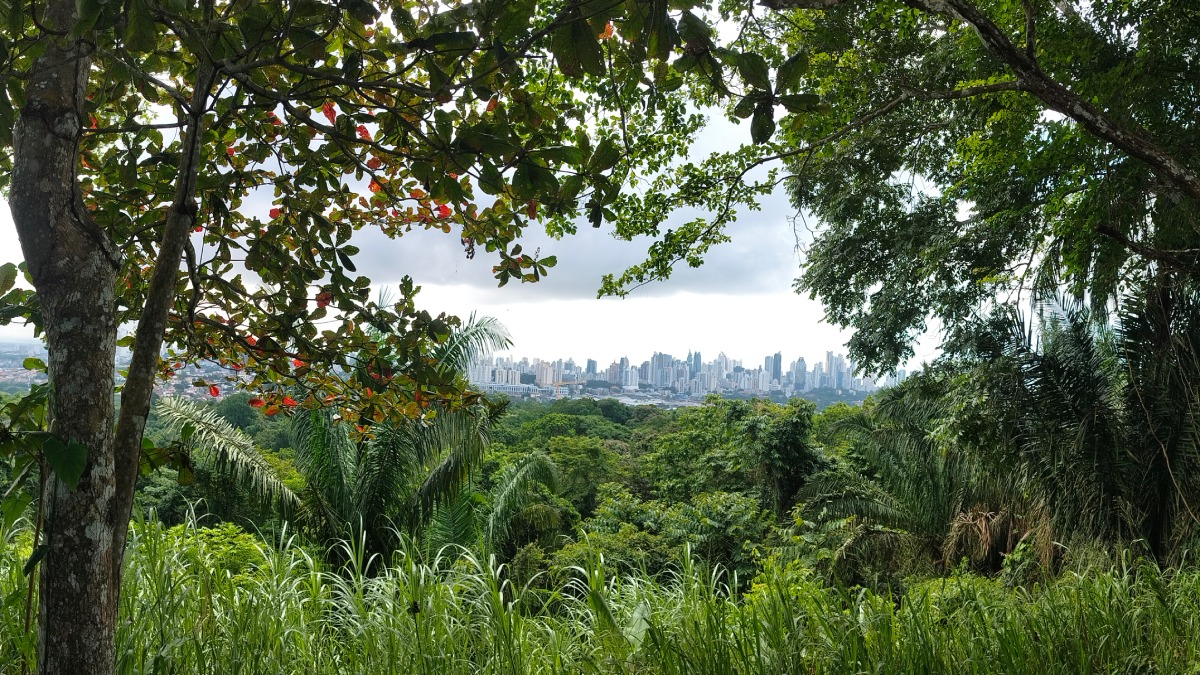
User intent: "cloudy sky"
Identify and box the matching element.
[0,113,937,371]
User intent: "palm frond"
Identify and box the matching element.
[154,397,299,511]
[431,312,512,373]
[424,488,481,558]
[484,452,560,547]
[408,407,493,523]
[290,406,357,531]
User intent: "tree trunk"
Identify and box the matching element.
[9,1,125,672]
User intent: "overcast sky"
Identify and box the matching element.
[0,114,937,371]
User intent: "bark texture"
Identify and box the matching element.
[10,1,121,672]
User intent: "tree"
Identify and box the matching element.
[594,0,1200,370]
[0,0,795,670]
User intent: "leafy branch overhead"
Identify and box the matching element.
[0,0,819,416]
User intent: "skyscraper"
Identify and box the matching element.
[772,351,782,382]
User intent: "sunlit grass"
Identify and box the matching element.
[4,517,1200,674]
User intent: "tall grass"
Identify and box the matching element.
[4,517,1200,673]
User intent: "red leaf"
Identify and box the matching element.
[226,146,236,157]
[526,200,538,219]
[264,405,280,416]
[269,208,281,219]
[282,396,299,407]
[368,179,382,193]
[436,204,452,219]
[316,291,333,308]
[367,157,383,170]
[245,336,257,347]
[231,362,243,371]
[209,385,220,397]
[292,358,304,368]
[322,101,337,125]
[356,125,371,141]
[248,397,266,408]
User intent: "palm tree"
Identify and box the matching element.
[800,376,1023,578]
[289,312,513,558]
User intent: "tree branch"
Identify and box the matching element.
[1095,225,1200,277]
[899,0,1200,203]
[758,0,1200,203]
[112,60,219,538]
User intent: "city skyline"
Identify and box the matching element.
[467,346,912,401]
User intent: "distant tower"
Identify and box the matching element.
[772,351,782,383]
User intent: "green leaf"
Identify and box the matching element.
[750,104,776,144]
[736,52,772,92]
[646,0,676,62]
[778,93,821,113]
[551,10,606,79]
[43,436,88,490]
[23,543,48,576]
[22,357,45,372]
[479,161,505,195]
[2,490,32,530]
[123,0,157,53]
[0,262,18,295]
[732,95,757,119]
[541,255,558,268]
[588,138,621,173]
[345,0,380,25]
[534,145,585,165]
[289,26,327,62]
[72,0,104,37]
[776,51,808,93]
[494,0,535,41]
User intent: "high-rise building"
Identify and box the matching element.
[793,358,807,392]
[586,359,597,375]
[772,351,782,383]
